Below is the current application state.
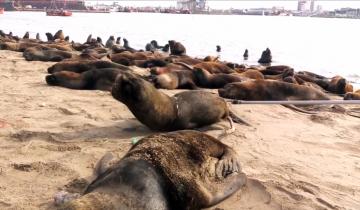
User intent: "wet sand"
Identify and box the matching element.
[0,50,359,210]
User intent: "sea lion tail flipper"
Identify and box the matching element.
[94,152,115,176]
[345,110,360,118]
[229,110,251,126]
[225,116,236,135]
[282,104,318,114]
[204,172,247,207]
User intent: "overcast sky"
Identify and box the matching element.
[87,1,360,10]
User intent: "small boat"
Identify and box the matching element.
[46,0,72,16]
[0,7,4,14]
[46,9,72,16]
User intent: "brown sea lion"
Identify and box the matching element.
[344,90,360,100]
[165,56,202,65]
[218,80,330,101]
[0,41,40,52]
[46,68,123,91]
[23,46,73,62]
[153,70,198,90]
[168,40,186,56]
[194,67,249,89]
[194,62,235,74]
[48,60,130,74]
[203,56,219,62]
[111,72,245,131]
[150,63,194,75]
[260,65,293,75]
[238,69,264,80]
[56,130,246,210]
[53,30,65,41]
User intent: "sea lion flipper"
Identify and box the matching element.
[205,172,247,207]
[283,104,318,115]
[94,152,115,176]
[229,110,251,126]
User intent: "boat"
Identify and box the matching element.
[0,7,4,14]
[46,0,72,16]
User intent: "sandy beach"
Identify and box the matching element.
[0,49,359,209]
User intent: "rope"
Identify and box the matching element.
[231,100,360,105]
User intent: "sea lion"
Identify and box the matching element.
[23,31,30,39]
[23,46,73,62]
[327,76,353,94]
[162,44,170,53]
[344,90,360,100]
[64,36,70,42]
[203,56,219,62]
[243,49,248,60]
[116,37,121,45]
[219,80,331,101]
[165,56,202,65]
[238,69,264,80]
[168,40,186,55]
[105,36,115,48]
[45,32,54,42]
[0,41,40,52]
[53,30,65,41]
[46,68,123,91]
[111,72,244,131]
[36,33,40,40]
[216,45,221,52]
[56,130,246,210]
[123,38,137,52]
[194,62,235,74]
[194,67,249,89]
[153,70,198,90]
[96,37,104,47]
[258,48,272,64]
[47,60,130,74]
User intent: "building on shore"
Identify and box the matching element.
[176,0,207,13]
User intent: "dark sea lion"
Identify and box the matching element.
[150,40,163,49]
[112,72,242,131]
[243,49,248,60]
[45,32,54,42]
[194,67,249,89]
[327,76,353,94]
[258,48,272,64]
[168,40,186,55]
[162,44,170,53]
[23,31,30,39]
[64,36,70,42]
[36,33,40,40]
[123,38,137,52]
[216,45,221,52]
[48,60,129,74]
[23,46,73,62]
[53,30,65,41]
[96,37,104,47]
[260,65,293,75]
[219,80,330,101]
[56,130,246,210]
[203,56,219,62]
[116,37,121,45]
[105,36,115,48]
[46,68,123,91]
[264,68,294,81]
[153,70,198,90]
[145,42,156,52]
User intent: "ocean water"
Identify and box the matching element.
[1,11,360,86]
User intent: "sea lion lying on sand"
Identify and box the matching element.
[23,46,73,62]
[48,60,130,74]
[112,72,248,131]
[296,74,353,94]
[46,68,123,91]
[55,130,246,210]
[152,70,198,90]
[218,80,330,101]
[194,68,249,89]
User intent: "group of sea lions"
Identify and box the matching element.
[1,29,360,209]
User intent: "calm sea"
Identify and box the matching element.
[1,11,359,87]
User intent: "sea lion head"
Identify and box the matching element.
[112,72,151,104]
[45,32,54,41]
[218,83,248,100]
[46,71,80,86]
[162,44,170,52]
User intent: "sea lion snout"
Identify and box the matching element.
[45,75,58,85]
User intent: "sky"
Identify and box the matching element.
[86,1,360,10]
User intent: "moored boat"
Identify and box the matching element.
[46,9,72,16]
